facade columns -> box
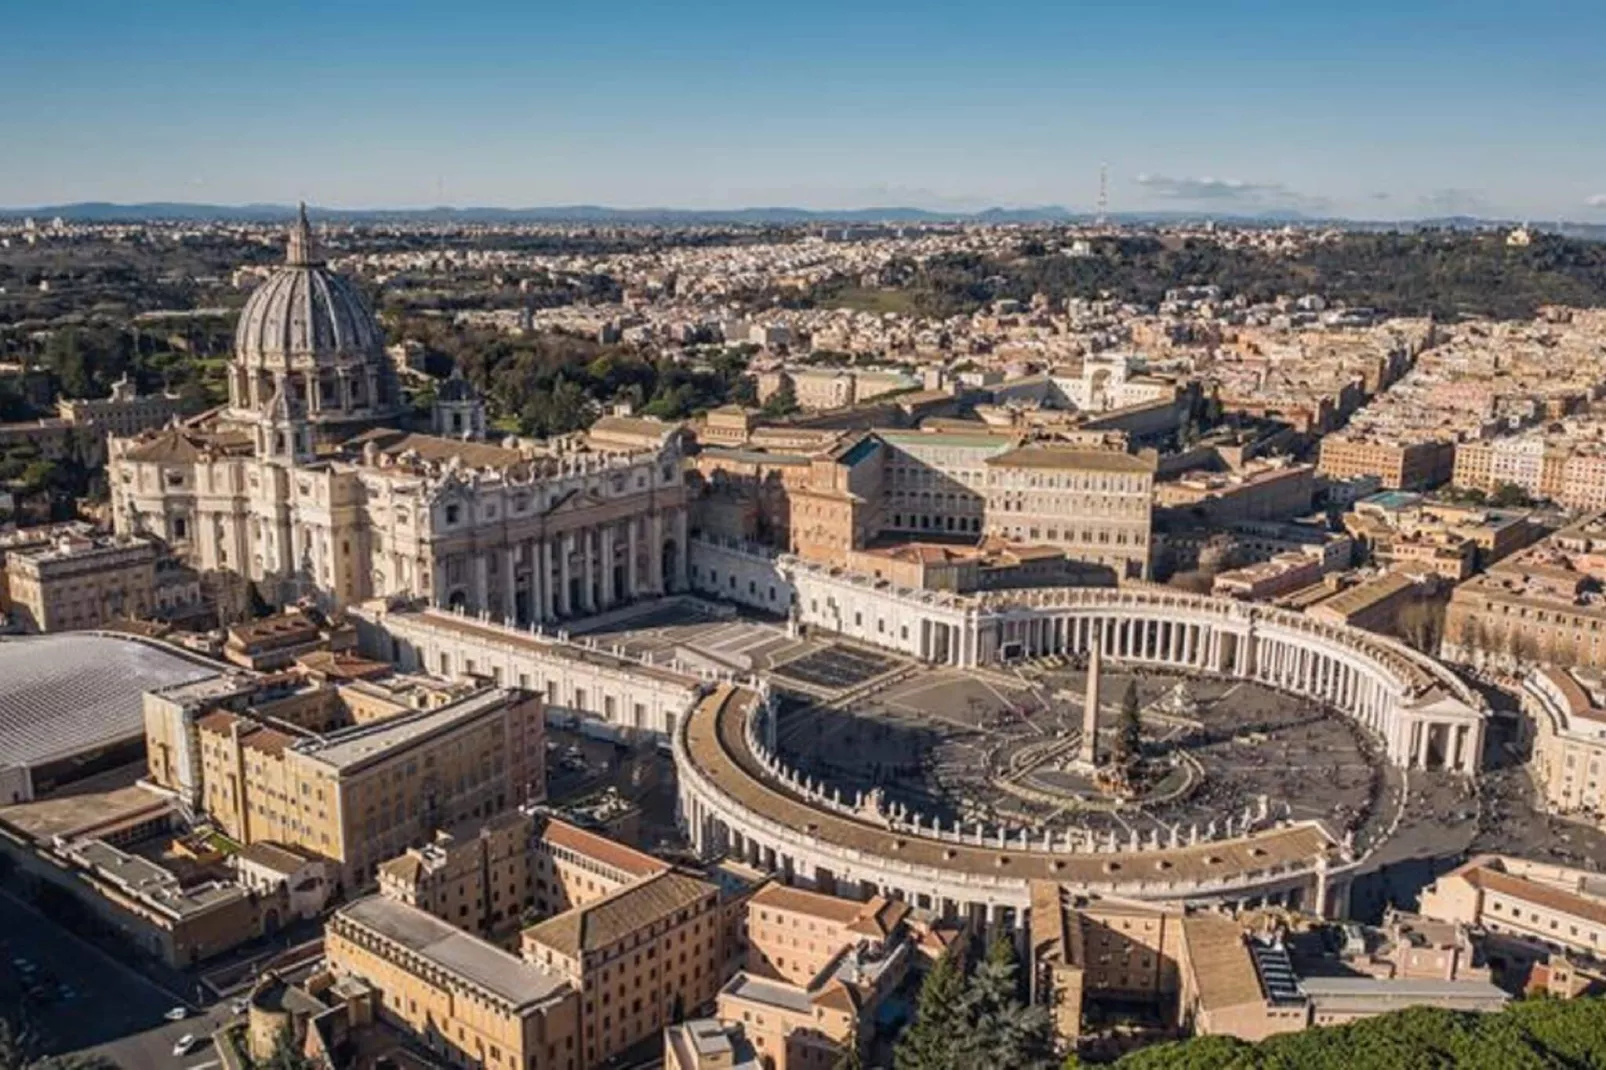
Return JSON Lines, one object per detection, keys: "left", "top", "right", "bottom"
{"left": 601, "top": 525, "right": 616, "bottom": 608}
{"left": 472, "top": 552, "right": 489, "bottom": 613}
{"left": 558, "top": 534, "right": 573, "bottom": 617}
{"left": 626, "top": 520, "right": 640, "bottom": 599}
{"left": 501, "top": 546, "right": 516, "bottom": 621}
{"left": 649, "top": 513, "right": 665, "bottom": 593}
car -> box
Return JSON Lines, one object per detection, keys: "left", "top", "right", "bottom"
{"left": 230, "top": 998, "right": 249, "bottom": 1015}
{"left": 163, "top": 1006, "right": 189, "bottom": 1022}
{"left": 172, "top": 1035, "right": 198, "bottom": 1057}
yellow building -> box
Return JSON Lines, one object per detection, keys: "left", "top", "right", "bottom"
{"left": 716, "top": 885, "right": 913, "bottom": 1070}
{"left": 147, "top": 674, "right": 545, "bottom": 891}
{"left": 1317, "top": 436, "right": 1454, "bottom": 491}
{"left": 1026, "top": 883, "right": 1185, "bottom": 1044}
{"left": 1420, "top": 854, "right": 1606, "bottom": 962}
{"left": 4, "top": 532, "right": 159, "bottom": 632}
{"left": 522, "top": 870, "right": 723, "bottom": 1067}
{"left": 326, "top": 895, "right": 580, "bottom": 1070}
{"left": 983, "top": 445, "right": 1155, "bottom": 580}
{"left": 1524, "top": 667, "right": 1606, "bottom": 828}
{"left": 376, "top": 809, "right": 670, "bottom": 947}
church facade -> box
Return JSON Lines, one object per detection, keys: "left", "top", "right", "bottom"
{"left": 107, "top": 208, "right": 690, "bottom": 618}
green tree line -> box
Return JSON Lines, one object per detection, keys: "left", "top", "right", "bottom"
{"left": 1071, "top": 996, "right": 1606, "bottom": 1070}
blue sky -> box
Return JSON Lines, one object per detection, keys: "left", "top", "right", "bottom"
{"left": 3, "top": 0, "right": 1604, "bottom": 219}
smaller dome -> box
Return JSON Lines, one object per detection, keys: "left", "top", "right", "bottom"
{"left": 437, "top": 366, "right": 479, "bottom": 402}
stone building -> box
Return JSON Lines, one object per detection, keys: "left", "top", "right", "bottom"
{"left": 1522, "top": 667, "right": 1606, "bottom": 829}
{"left": 142, "top": 671, "right": 545, "bottom": 890}
{"left": 3, "top": 532, "right": 161, "bottom": 632}
{"left": 106, "top": 207, "right": 691, "bottom": 615}
{"left": 57, "top": 374, "right": 184, "bottom": 439}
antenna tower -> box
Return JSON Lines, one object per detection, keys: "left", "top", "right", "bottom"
{"left": 1096, "top": 163, "right": 1109, "bottom": 226}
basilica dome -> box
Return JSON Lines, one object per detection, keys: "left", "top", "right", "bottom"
{"left": 234, "top": 206, "right": 384, "bottom": 369}
{"left": 227, "top": 205, "right": 402, "bottom": 433}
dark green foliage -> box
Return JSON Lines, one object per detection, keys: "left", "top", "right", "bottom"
{"left": 897, "top": 940, "right": 1055, "bottom": 1070}
{"left": 389, "top": 314, "right": 751, "bottom": 435}
{"left": 1113, "top": 680, "right": 1142, "bottom": 768}
{"left": 896, "top": 951, "right": 967, "bottom": 1070}
{"left": 806, "top": 232, "right": 1606, "bottom": 322}
{"left": 1098, "top": 997, "right": 1606, "bottom": 1069}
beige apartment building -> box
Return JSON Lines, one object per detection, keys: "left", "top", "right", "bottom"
{"left": 376, "top": 809, "right": 670, "bottom": 947}
{"left": 145, "top": 674, "right": 545, "bottom": 890}
{"left": 326, "top": 895, "right": 581, "bottom": 1070}
{"left": 1027, "top": 883, "right": 1185, "bottom": 1044}
{"left": 1523, "top": 667, "right": 1606, "bottom": 829}
{"left": 522, "top": 870, "right": 723, "bottom": 1067}
{"left": 1443, "top": 518, "right": 1606, "bottom": 670}
{"left": 1317, "top": 435, "right": 1454, "bottom": 491}
{"left": 4, "top": 533, "right": 159, "bottom": 632}
{"left": 57, "top": 375, "right": 184, "bottom": 438}
{"left": 716, "top": 885, "right": 913, "bottom": 1070}
{"left": 1420, "top": 854, "right": 1606, "bottom": 963}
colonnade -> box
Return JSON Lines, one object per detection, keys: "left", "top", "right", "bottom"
{"left": 431, "top": 506, "right": 690, "bottom": 625}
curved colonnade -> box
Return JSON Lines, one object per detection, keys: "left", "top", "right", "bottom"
{"left": 673, "top": 577, "right": 1490, "bottom": 928}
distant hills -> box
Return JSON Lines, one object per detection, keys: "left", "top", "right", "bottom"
{"left": 3, "top": 201, "right": 1605, "bottom": 238}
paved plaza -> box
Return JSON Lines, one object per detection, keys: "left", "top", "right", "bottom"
{"left": 772, "top": 663, "right": 1393, "bottom": 846}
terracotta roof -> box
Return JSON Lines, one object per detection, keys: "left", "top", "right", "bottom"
{"left": 242, "top": 726, "right": 297, "bottom": 757}
{"left": 375, "top": 852, "right": 424, "bottom": 885}
{"left": 537, "top": 816, "right": 669, "bottom": 879}
{"left": 523, "top": 870, "right": 715, "bottom": 958}
{"left": 237, "top": 841, "right": 315, "bottom": 875}
{"left": 346, "top": 428, "right": 528, "bottom": 471}
{"left": 1465, "top": 863, "right": 1606, "bottom": 929}
{"left": 196, "top": 709, "right": 244, "bottom": 734}
{"left": 120, "top": 426, "right": 251, "bottom": 464}
{"left": 986, "top": 446, "right": 1155, "bottom": 473}
{"left": 588, "top": 415, "right": 680, "bottom": 443}
{"left": 294, "top": 650, "right": 392, "bottom": 680}
{"left": 1180, "top": 914, "right": 1263, "bottom": 1013}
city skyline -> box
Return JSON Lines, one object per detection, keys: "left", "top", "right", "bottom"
{"left": 4, "top": 0, "right": 1605, "bottom": 220}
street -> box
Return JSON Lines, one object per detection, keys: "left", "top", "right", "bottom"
{"left": 0, "top": 890, "right": 236, "bottom": 1069}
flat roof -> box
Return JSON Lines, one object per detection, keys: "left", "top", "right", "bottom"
{"left": 721, "top": 972, "right": 815, "bottom": 1015}
{"left": 0, "top": 634, "right": 220, "bottom": 770}
{"left": 296, "top": 689, "right": 512, "bottom": 771}
{"left": 337, "top": 895, "right": 567, "bottom": 1009}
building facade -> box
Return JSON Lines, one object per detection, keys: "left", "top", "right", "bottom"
{"left": 107, "top": 209, "right": 691, "bottom": 615}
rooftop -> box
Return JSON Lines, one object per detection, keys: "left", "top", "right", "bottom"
{"left": 523, "top": 870, "right": 714, "bottom": 958}
{"left": 296, "top": 688, "right": 517, "bottom": 771}
{"left": 0, "top": 634, "right": 220, "bottom": 770}
{"left": 336, "top": 895, "right": 567, "bottom": 1010}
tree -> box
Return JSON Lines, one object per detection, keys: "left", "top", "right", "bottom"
{"left": 1489, "top": 482, "right": 1534, "bottom": 509}
{"left": 895, "top": 951, "right": 965, "bottom": 1070}
{"left": 762, "top": 378, "right": 799, "bottom": 418}
{"left": 1112, "top": 680, "right": 1142, "bottom": 769}
{"left": 1398, "top": 600, "right": 1447, "bottom": 655}
{"left": 956, "top": 937, "right": 1055, "bottom": 1070}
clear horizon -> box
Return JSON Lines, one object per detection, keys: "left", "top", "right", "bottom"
{"left": 4, "top": 0, "right": 1604, "bottom": 221}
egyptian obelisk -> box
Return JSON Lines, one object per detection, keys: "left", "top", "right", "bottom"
{"left": 1080, "top": 626, "right": 1102, "bottom": 765}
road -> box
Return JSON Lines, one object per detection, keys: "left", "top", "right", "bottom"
{"left": 0, "top": 890, "right": 237, "bottom": 1069}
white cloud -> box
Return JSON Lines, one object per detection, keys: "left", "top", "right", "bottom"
{"left": 1131, "top": 173, "right": 1329, "bottom": 213}
{"left": 1586, "top": 193, "right": 1606, "bottom": 208}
